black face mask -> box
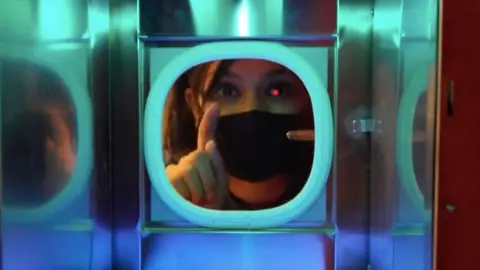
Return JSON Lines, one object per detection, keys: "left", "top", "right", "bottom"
{"left": 215, "top": 111, "right": 302, "bottom": 182}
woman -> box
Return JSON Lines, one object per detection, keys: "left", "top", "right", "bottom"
{"left": 162, "top": 59, "right": 314, "bottom": 210}
{"left": 2, "top": 60, "right": 76, "bottom": 207}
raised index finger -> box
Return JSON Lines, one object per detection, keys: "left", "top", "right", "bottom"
{"left": 197, "top": 104, "right": 220, "bottom": 150}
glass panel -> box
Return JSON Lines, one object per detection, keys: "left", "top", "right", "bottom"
{"left": 112, "top": 0, "right": 441, "bottom": 268}
{"left": 334, "top": 0, "right": 373, "bottom": 267}
{"left": 2, "top": 59, "right": 77, "bottom": 208}
{"left": 1, "top": 45, "right": 93, "bottom": 269}
{"left": 370, "top": 0, "right": 438, "bottom": 268}
{"left": 143, "top": 44, "right": 333, "bottom": 227}
{"left": 0, "top": 1, "right": 94, "bottom": 268}
{"left": 141, "top": 41, "right": 335, "bottom": 268}
{"left": 0, "top": 0, "right": 88, "bottom": 41}
{"left": 139, "top": 0, "right": 336, "bottom": 37}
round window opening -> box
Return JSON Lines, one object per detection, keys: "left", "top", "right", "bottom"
{"left": 144, "top": 42, "right": 333, "bottom": 228}
{"left": 1, "top": 53, "right": 92, "bottom": 222}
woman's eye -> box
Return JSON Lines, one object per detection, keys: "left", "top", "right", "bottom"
{"left": 213, "top": 83, "right": 240, "bottom": 98}
{"left": 265, "top": 83, "right": 290, "bottom": 97}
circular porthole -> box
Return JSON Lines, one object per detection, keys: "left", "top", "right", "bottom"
{"left": 1, "top": 47, "right": 93, "bottom": 222}
{"left": 397, "top": 63, "right": 435, "bottom": 217}
{"left": 144, "top": 41, "right": 333, "bottom": 228}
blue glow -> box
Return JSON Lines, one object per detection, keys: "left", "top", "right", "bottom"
{"left": 142, "top": 233, "right": 429, "bottom": 269}
{"left": 1, "top": 229, "right": 430, "bottom": 268}
{"left": 0, "top": 45, "right": 93, "bottom": 222}
{"left": 144, "top": 41, "right": 333, "bottom": 228}
{"left": 38, "top": 0, "right": 77, "bottom": 40}
{"left": 235, "top": 1, "right": 250, "bottom": 36}
{"left": 3, "top": 228, "right": 93, "bottom": 269}
{"left": 144, "top": 233, "right": 333, "bottom": 270}
{"left": 2, "top": 221, "right": 111, "bottom": 269}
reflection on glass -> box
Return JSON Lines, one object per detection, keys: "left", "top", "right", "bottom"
{"left": 413, "top": 92, "right": 430, "bottom": 208}
{"left": 162, "top": 59, "right": 314, "bottom": 210}
{"left": 393, "top": 43, "right": 436, "bottom": 268}
{"left": 1, "top": 59, "right": 76, "bottom": 207}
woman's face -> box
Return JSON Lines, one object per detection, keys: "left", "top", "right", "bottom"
{"left": 181, "top": 60, "right": 314, "bottom": 185}
{"left": 201, "top": 59, "right": 311, "bottom": 117}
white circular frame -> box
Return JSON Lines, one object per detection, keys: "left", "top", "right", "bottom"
{"left": 144, "top": 41, "right": 334, "bottom": 228}
{"left": 396, "top": 62, "right": 434, "bottom": 217}
{"left": 1, "top": 46, "right": 93, "bottom": 222}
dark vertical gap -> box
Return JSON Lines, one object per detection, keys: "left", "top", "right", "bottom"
{"left": 330, "top": 39, "right": 340, "bottom": 268}
{"left": 140, "top": 44, "right": 152, "bottom": 228}
{"left": 366, "top": 3, "right": 376, "bottom": 267}
{"left": 90, "top": 35, "right": 112, "bottom": 269}
{"left": 139, "top": 43, "right": 153, "bottom": 265}
{"left": 327, "top": 47, "right": 336, "bottom": 228}
{"left": 110, "top": 0, "right": 142, "bottom": 267}
{"left": 0, "top": 58, "right": 3, "bottom": 270}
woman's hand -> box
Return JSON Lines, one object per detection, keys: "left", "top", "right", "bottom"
{"left": 166, "top": 104, "right": 229, "bottom": 209}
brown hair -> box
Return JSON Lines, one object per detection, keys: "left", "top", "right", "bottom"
{"left": 162, "top": 60, "right": 235, "bottom": 163}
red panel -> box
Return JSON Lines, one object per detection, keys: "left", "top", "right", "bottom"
{"left": 436, "top": 1, "right": 480, "bottom": 269}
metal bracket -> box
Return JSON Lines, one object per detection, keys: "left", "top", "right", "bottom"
{"left": 351, "top": 119, "right": 383, "bottom": 133}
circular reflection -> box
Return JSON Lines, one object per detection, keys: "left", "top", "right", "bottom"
{"left": 1, "top": 59, "right": 76, "bottom": 208}
{"left": 162, "top": 59, "right": 315, "bottom": 210}
{"left": 412, "top": 92, "right": 431, "bottom": 209}
{"left": 397, "top": 64, "right": 435, "bottom": 215}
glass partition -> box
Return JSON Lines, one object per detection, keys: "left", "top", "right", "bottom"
{"left": 0, "top": 0, "right": 108, "bottom": 269}
{"left": 136, "top": 0, "right": 342, "bottom": 269}
{"left": 0, "top": 0, "right": 441, "bottom": 268}
{"left": 137, "top": 0, "right": 440, "bottom": 267}
{"left": 370, "top": 0, "right": 439, "bottom": 268}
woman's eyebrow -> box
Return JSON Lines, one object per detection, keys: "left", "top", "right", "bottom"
{"left": 225, "top": 67, "right": 288, "bottom": 78}
{"left": 263, "top": 68, "right": 288, "bottom": 78}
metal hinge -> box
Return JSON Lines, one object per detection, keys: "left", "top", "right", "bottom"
{"left": 351, "top": 119, "right": 383, "bottom": 133}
